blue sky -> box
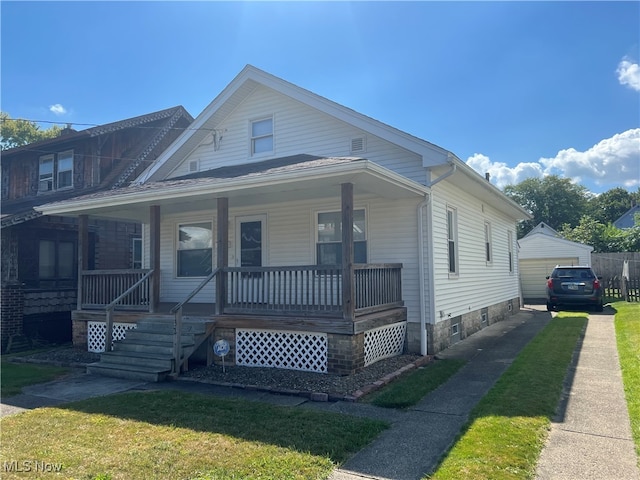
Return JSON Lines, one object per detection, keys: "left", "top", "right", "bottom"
{"left": 2, "top": 1, "right": 639, "bottom": 194}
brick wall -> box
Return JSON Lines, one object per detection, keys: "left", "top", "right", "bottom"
{"left": 1, "top": 282, "right": 24, "bottom": 351}
{"left": 327, "top": 332, "right": 365, "bottom": 375}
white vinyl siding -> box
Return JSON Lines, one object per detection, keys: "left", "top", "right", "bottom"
{"left": 431, "top": 181, "right": 520, "bottom": 322}
{"left": 154, "top": 195, "right": 422, "bottom": 326}
{"left": 170, "top": 86, "right": 426, "bottom": 184}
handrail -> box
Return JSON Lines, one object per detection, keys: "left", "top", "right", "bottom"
{"left": 104, "top": 269, "right": 154, "bottom": 353}
{"left": 170, "top": 268, "right": 220, "bottom": 376}
{"left": 170, "top": 268, "right": 220, "bottom": 314}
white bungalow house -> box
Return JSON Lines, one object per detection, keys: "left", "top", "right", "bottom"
{"left": 37, "top": 65, "right": 531, "bottom": 381}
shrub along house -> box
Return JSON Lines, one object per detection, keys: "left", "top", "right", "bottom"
{"left": 37, "top": 66, "right": 530, "bottom": 380}
{"left": 1, "top": 107, "right": 193, "bottom": 351}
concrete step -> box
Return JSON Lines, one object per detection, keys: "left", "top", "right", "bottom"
{"left": 112, "top": 342, "right": 177, "bottom": 355}
{"left": 99, "top": 351, "right": 174, "bottom": 370}
{"left": 136, "top": 319, "right": 208, "bottom": 335}
{"left": 125, "top": 330, "right": 195, "bottom": 344}
{"left": 87, "top": 362, "right": 169, "bottom": 382}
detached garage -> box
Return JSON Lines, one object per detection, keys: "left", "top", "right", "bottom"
{"left": 519, "top": 222, "right": 593, "bottom": 302}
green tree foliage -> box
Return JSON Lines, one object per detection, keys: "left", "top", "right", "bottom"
{"left": 0, "top": 112, "right": 62, "bottom": 150}
{"left": 503, "top": 175, "right": 589, "bottom": 237}
{"left": 561, "top": 217, "right": 640, "bottom": 252}
{"left": 587, "top": 187, "right": 637, "bottom": 224}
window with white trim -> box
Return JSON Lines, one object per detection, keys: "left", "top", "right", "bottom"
{"left": 508, "top": 230, "right": 514, "bottom": 273}
{"left": 250, "top": 117, "right": 273, "bottom": 155}
{"left": 316, "top": 209, "right": 367, "bottom": 265}
{"left": 177, "top": 222, "right": 212, "bottom": 277}
{"left": 447, "top": 207, "right": 458, "bottom": 275}
{"left": 132, "top": 237, "right": 143, "bottom": 269}
{"left": 38, "top": 150, "right": 74, "bottom": 192}
{"left": 484, "top": 221, "right": 492, "bottom": 264}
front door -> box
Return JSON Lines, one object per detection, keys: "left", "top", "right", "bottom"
{"left": 235, "top": 215, "right": 266, "bottom": 302}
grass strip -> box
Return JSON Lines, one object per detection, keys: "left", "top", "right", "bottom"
{"left": 613, "top": 301, "right": 640, "bottom": 462}
{"left": 0, "top": 389, "right": 387, "bottom": 479}
{"left": 426, "top": 313, "right": 587, "bottom": 480}
{"left": 365, "top": 359, "right": 466, "bottom": 409}
{"left": 1, "top": 358, "right": 69, "bottom": 397}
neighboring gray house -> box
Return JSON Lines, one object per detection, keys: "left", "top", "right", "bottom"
{"left": 613, "top": 205, "right": 640, "bottom": 229}
{"left": 518, "top": 222, "right": 593, "bottom": 301}
{"left": 37, "top": 65, "right": 531, "bottom": 380}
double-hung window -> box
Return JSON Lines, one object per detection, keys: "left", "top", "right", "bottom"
{"left": 39, "top": 239, "right": 75, "bottom": 287}
{"left": 177, "top": 222, "right": 212, "bottom": 277}
{"left": 508, "top": 230, "right": 514, "bottom": 273}
{"left": 38, "top": 150, "right": 74, "bottom": 192}
{"left": 484, "top": 221, "right": 492, "bottom": 264}
{"left": 447, "top": 207, "right": 458, "bottom": 275}
{"left": 317, "top": 209, "right": 367, "bottom": 265}
{"left": 250, "top": 117, "right": 273, "bottom": 155}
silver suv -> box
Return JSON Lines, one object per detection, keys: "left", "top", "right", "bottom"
{"left": 546, "top": 266, "right": 604, "bottom": 312}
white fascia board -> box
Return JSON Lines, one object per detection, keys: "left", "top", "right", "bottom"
{"left": 37, "top": 160, "right": 428, "bottom": 216}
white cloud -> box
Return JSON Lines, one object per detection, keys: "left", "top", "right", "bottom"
{"left": 466, "top": 129, "right": 640, "bottom": 191}
{"left": 49, "top": 104, "right": 67, "bottom": 115}
{"left": 617, "top": 59, "right": 640, "bottom": 91}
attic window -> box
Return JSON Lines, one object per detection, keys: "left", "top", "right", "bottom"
{"left": 188, "top": 160, "right": 199, "bottom": 173}
{"left": 251, "top": 117, "right": 273, "bottom": 156}
{"left": 350, "top": 137, "right": 366, "bottom": 154}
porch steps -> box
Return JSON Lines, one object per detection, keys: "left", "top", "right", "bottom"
{"left": 87, "top": 317, "right": 215, "bottom": 382}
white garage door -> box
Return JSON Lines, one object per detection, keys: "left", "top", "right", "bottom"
{"left": 520, "top": 258, "right": 579, "bottom": 301}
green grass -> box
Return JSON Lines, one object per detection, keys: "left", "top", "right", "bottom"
{"left": 1, "top": 357, "right": 70, "bottom": 397}
{"left": 0, "top": 390, "right": 387, "bottom": 479}
{"left": 426, "top": 313, "right": 587, "bottom": 480}
{"left": 365, "top": 359, "right": 466, "bottom": 409}
{"left": 613, "top": 301, "right": 640, "bottom": 464}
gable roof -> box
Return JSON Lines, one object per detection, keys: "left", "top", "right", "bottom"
{"left": 136, "top": 65, "right": 452, "bottom": 183}
{"left": 522, "top": 222, "right": 562, "bottom": 238}
{"left": 613, "top": 205, "right": 640, "bottom": 229}
{"left": 1, "top": 106, "right": 193, "bottom": 228}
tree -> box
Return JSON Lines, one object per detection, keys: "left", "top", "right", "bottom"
{"left": 587, "top": 187, "right": 636, "bottom": 224}
{"left": 0, "top": 112, "right": 62, "bottom": 150}
{"left": 503, "top": 175, "right": 589, "bottom": 237}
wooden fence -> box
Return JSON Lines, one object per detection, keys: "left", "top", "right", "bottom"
{"left": 602, "top": 276, "right": 640, "bottom": 302}
{"left": 591, "top": 252, "right": 640, "bottom": 279}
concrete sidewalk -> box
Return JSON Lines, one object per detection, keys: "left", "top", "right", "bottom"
{"left": 325, "top": 306, "right": 551, "bottom": 480}
{"left": 535, "top": 311, "right": 640, "bottom": 480}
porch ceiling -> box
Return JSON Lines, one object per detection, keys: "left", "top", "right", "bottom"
{"left": 36, "top": 157, "right": 429, "bottom": 222}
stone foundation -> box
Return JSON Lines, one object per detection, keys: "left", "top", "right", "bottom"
{"left": 427, "top": 297, "right": 520, "bottom": 354}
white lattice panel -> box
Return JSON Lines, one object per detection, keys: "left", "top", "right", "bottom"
{"left": 364, "top": 321, "right": 406, "bottom": 366}
{"left": 236, "top": 329, "right": 328, "bottom": 373}
{"left": 87, "top": 321, "right": 137, "bottom": 353}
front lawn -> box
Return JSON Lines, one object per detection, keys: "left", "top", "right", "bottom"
{"left": 614, "top": 301, "right": 640, "bottom": 462}
{"left": 0, "top": 390, "right": 387, "bottom": 479}
{"left": 426, "top": 313, "right": 587, "bottom": 480}
{"left": 1, "top": 358, "right": 70, "bottom": 397}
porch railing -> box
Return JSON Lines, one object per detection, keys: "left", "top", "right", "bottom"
{"left": 81, "top": 269, "right": 152, "bottom": 310}
{"left": 104, "top": 269, "right": 155, "bottom": 352}
{"left": 169, "top": 268, "right": 219, "bottom": 375}
{"left": 224, "top": 263, "right": 402, "bottom": 317}
{"left": 355, "top": 264, "right": 403, "bottom": 313}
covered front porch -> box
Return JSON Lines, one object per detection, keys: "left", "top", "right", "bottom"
{"left": 41, "top": 156, "right": 428, "bottom": 377}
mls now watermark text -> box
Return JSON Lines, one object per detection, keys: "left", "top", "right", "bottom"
{"left": 3, "top": 460, "right": 63, "bottom": 473}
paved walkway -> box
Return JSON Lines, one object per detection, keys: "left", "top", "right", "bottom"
{"left": 2, "top": 306, "right": 638, "bottom": 480}
{"left": 535, "top": 311, "right": 639, "bottom": 480}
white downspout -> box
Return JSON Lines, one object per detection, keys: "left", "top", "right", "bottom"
{"left": 417, "top": 160, "right": 457, "bottom": 355}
